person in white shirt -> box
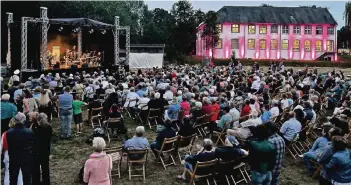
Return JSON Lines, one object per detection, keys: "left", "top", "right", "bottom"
{"left": 227, "top": 110, "right": 262, "bottom": 141}
{"left": 270, "top": 100, "right": 280, "bottom": 118}
{"left": 163, "top": 85, "right": 173, "bottom": 104}
{"left": 281, "top": 94, "right": 290, "bottom": 110}
{"left": 124, "top": 87, "right": 140, "bottom": 108}
{"left": 137, "top": 93, "right": 150, "bottom": 111}
{"left": 251, "top": 76, "right": 260, "bottom": 92}
{"left": 229, "top": 102, "right": 240, "bottom": 127}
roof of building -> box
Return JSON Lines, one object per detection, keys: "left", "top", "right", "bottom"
{"left": 217, "top": 6, "right": 337, "bottom": 25}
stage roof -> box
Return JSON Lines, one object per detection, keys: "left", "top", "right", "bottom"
{"left": 49, "top": 18, "right": 113, "bottom": 29}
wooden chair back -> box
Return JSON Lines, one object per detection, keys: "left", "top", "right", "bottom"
{"left": 177, "top": 134, "right": 196, "bottom": 149}
{"left": 148, "top": 108, "right": 161, "bottom": 118}
{"left": 193, "top": 159, "right": 218, "bottom": 176}
{"left": 126, "top": 149, "right": 149, "bottom": 163}
{"left": 159, "top": 136, "right": 179, "bottom": 153}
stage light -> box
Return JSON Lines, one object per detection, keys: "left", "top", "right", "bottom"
{"left": 58, "top": 27, "right": 63, "bottom": 32}
{"left": 101, "top": 30, "right": 106, "bottom": 34}
{"left": 88, "top": 29, "right": 94, "bottom": 34}
{"left": 72, "top": 28, "right": 79, "bottom": 33}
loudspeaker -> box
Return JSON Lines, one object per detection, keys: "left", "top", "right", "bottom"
{"left": 71, "top": 64, "right": 78, "bottom": 69}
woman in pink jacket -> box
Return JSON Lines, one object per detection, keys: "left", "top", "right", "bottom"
{"left": 84, "top": 137, "right": 112, "bottom": 185}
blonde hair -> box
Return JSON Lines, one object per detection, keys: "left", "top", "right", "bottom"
{"left": 9, "top": 118, "right": 16, "bottom": 128}
{"left": 38, "top": 90, "right": 50, "bottom": 106}
{"left": 92, "top": 137, "right": 106, "bottom": 152}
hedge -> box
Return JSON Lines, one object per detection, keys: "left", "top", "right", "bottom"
{"left": 188, "top": 56, "right": 351, "bottom": 68}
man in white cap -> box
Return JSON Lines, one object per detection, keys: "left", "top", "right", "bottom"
{"left": 8, "top": 69, "right": 20, "bottom": 87}
{"left": 6, "top": 112, "right": 34, "bottom": 185}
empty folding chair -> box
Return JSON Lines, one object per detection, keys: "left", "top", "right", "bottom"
{"left": 105, "top": 147, "right": 122, "bottom": 179}
{"left": 105, "top": 118, "right": 122, "bottom": 147}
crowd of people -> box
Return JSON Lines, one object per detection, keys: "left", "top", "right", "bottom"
{"left": 1, "top": 61, "right": 351, "bottom": 185}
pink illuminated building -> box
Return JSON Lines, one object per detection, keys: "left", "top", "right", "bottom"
{"left": 196, "top": 6, "right": 338, "bottom": 61}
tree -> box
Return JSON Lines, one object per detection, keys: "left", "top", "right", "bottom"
{"left": 201, "top": 11, "right": 219, "bottom": 58}
{"left": 168, "top": 1, "right": 197, "bottom": 62}
{"left": 345, "top": 2, "right": 351, "bottom": 29}
{"left": 337, "top": 26, "right": 351, "bottom": 49}
{"left": 261, "top": 4, "right": 273, "bottom": 7}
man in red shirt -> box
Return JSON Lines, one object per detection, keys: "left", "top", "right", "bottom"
{"left": 240, "top": 99, "right": 252, "bottom": 117}
{"left": 202, "top": 99, "right": 213, "bottom": 122}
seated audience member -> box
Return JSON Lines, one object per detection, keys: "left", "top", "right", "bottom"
{"left": 147, "top": 92, "right": 165, "bottom": 117}
{"left": 202, "top": 98, "right": 213, "bottom": 119}
{"left": 150, "top": 120, "right": 176, "bottom": 156}
{"left": 191, "top": 102, "right": 204, "bottom": 122}
{"left": 88, "top": 94, "right": 102, "bottom": 117}
{"left": 108, "top": 104, "right": 128, "bottom": 140}
{"left": 216, "top": 106, "right": 233, "bottom": 131}
{"left": 83, "top": 137, "right": 112, "bottom": 185}
{"left": 248, "top": 124, "right": 276, "bottom": 185}
{"left": 165, "top": 97, "right": 180, "bottom": 120}
{"left": 180, "top": 96, "right": 191, "bottom": 117}
{"left": 123, "top": 126, "right": 150, "bottom": 160}
{"left": 227, "top": 110, "right": 262, "bottom": 141}
{"left": 302, "top": 125, "right": 333, "bottom": 176}
{"left": 332, "top": 100, "right": 351, "bottom": 117}
{"left": 229, "top": 102, "right": 240, "bottom": 127}
{"left": 215, "top": 135, "right": 248, "bottom": 161}
{"left": 210, "top": 98, "right": 220, "bottom": 121}
{"left": 177, "top": 117, "right": 196, "bottom": 137}
{"left": 303, "top": 101, "right": 314, "bottom": 121}
{"left": 279, "top": 110, "right": 302, "bottom": 145}
{"left": 240, "top": 99, "right": 251, "bottom": 117}
{"left": 329, "top": 114, "right": 350, "bottom": 136}
{"left": 324, "top": 136, "right": 351, "bottom": 184}
{"left": 261, "top": 104, "right": 272, "bottom": 123}
{"left": 270, "top": 100, "right": 280, "bottom": 118}
{"left": 176, "top": 139, "right": 216, "bottom": 181}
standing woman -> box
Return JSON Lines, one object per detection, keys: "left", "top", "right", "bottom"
{"left": 22, "top": 89, "right": 38, "bottom": 115}
{"left": 1, "top": 118, "right": 23, "bottom": 185}
{"left": 1, "top": 94, "right": 17, "bottom": 136}
{"left": 32, "top": 113, "right": 53, "bottom": 185}
{"left": 84, "top": 137, "right": 112, "bottom": 185}
{"left": 38, "top": 90, "right": 53, "bottom": 121}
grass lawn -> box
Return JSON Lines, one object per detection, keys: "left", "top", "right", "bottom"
{"left": 49, "top": 109, "right": 318, "bottom": 185}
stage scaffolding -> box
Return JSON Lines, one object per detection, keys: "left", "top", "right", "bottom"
{"left": 7, "top": 7, "right": 130, "bottom": 73}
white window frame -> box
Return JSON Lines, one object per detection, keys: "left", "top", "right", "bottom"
{"left": 316, "top": 26, "right": 323, "bottom": 35}
{"left": 282, "top": 25, "right": 289, "bottom": 34}
{"left": 304, "top": 25, "right": 311, "bottom": 34}
{"left": 293, "top": 26, "right": 300, "bottom": 34}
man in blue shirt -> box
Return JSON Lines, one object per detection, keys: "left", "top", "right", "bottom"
{"left": 123, "top": 126, "right": 150, "bottom": 160}
{"left": 58, "top": 86, "right": 73, "bottom": 139}
{"left": 13, "top": 84, "right": 24, "bottom": 102}
{"left": 279, "top": 110, "right": 302, "bottom": 145}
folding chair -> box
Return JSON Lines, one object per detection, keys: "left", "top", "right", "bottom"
{"left": 98, "top": 94, "right": 106, "bottom": 101}
{"left": 214, "top": 160, "right": 247, "bottom": 185}
{"left": 105, "top": 147, "right": 122, "bottom": 179}
{"left": 89, "top": 107, "right": 103, "bottom": 126}
{"left": 91, "top": 115, "right": 102, "bottom": 128}
{"left": 193, "top": 115, "right": 206, "bottom": 137}
{"left": 188, "top": 159, "right": 218, "bottom": 185}
{"left": 286, "top": 133, "right": 301, "bottom": 159}
{"left": 153, "top": 136, "right": 179, "bottom": 170}
{"left": 230, "top": 162, "right": 250, "bottom": 185}
{"left": 105, "top": 118, "right": 122, "bottom": 147}
{"left": 136, "top": 104, "right": 148, "bottom": 124}
{"left": 125, "top": 99, "right": 137, "bottom": 118}
{"left": 212, "top": 121, "right": 232, "bottom": 146}
{"left": 126, "top": 149, "right": 149, "bottom": 181}
{"left": 310, "top": 159, "right": 322, "bottom": 179}
{"left": 146, "top": 108, "right": 161, "bottom": 129}
{"left": 200, "top": 113, "right": 214, "bottom": 137}
{"left": 177, "top": 134, "right": 196, "bottom": 163}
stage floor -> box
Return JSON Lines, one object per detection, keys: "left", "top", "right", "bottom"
{"left": 47, "top": 63, "right": 100, "bottom": 70}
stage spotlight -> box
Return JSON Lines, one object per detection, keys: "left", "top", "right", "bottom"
{"left": 101, "top": 30, "right": 106, "bottom": 34}
{"left": 72, "top": 28, "right": 79, "bottom": 33}
{"left": 88, "top": 29, "right": 94, "bottom": 34}
{"left": 58, "top": 26, "right": 63, "bottom": 32}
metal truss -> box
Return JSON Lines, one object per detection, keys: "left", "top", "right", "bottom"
{"left": 114, "top": 16, "right": 120, "bottom": 65}
{"left": 7, "top": 12, "right": 13, "bottom": 69}
{"left": 78, "top": 27, "right": 82, "bottom": 57}
{"left": 40, "top": 7, "right": 49, "bottom": 69}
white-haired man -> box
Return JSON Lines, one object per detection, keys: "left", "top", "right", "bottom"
{"left": 227, "top": 110, "right": 262, "bottom": 141}
{"left": 7, "top": 112, "right": 35, "bottom": 185}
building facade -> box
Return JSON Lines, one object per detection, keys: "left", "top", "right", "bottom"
{"left": 196, "top": 6, "right": 338, "bottom": 61}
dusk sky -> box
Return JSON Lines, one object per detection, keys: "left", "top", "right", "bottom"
{"left": 145, "top": 1, "right": 347, "bottom": 29}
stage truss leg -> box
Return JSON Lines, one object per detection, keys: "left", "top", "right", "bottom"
{"left": 21, "top": 17, "right": 29, "bottom": 71}
{"left": 78, "top": 27, "right": 82, "bottom": 57}
{"left": 125, "top": 27, "right": 130, "bottom": 65}
{"left": 7, "top": 12, "right": 13, "bottom": 69}
{"left": 114, "top": 16, "right": 120, "bottom": 65}
{"left": 40, "top": 7, "right": 49, "bottom": 70}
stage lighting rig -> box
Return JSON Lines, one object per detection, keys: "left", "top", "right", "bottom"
{"left": 72, "top": 28, "right": 79, "bottom": 33}
{"left": 58, "top": 26, "right": 63, "bottom": 32}
{"left": 101, "top": 30, "right": 106, "bottom": 34}
{"left": 88, "top": 29, "right": 94, "bottom": 34}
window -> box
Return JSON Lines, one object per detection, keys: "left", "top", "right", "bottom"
{"left": 327, "top": 40, "right": 334, "bottom": 52}
{"left": 304, "top": 25, "right": 311, "bottom": 34}
{"left": 231, "top": 24, "right": 240, "bottom": 33}
{"left": 316, "top": 26, "right": 323, "bottom": 35}
{"left": 216, "top": 24, "right": 222, "bottom": 33}
{"left": 327, "top": 27, "right": 334, "bottom": 35}
{"left": 304, "top": 40, "right": 311, "bottom": 52}
{"left": 282, "top": 25, "right": 289, "bottom": 34}
{"left": 271, "top": 39, "right": 277, "bottom": 50}
{"left": 259, "top": 25, "right": 267, "bottom": 34}
{"left": 293, "top": 26, "right": 300, "bottom": 34}
{"left": 231, "top": 39, "right": 239, "bottom": 49}
{"left": 282, "top": 39, "right": 289, "bottom": 50}
{"left": 260, "top": 39, "right": 266, "bottom": 49}
{"left": 248, "top": 25, "right": 256, "bottom": 34}
{"left": 316, "top": 40, "right": 322, "bottom": 51}
{"left": 271, "top": 25, "right": 278, "bottom": 34}
{"left": 293, "top": 40, "right": 300, "bottom": 51}
{"left": 216, "top": 39, "right": 222, "bottom": 49}
{"left": 248, "top": 39, "right": 255, "bottom": 49}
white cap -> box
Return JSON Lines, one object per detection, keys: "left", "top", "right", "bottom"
{"left": 14, "top": 69, "right": 20, "bottom": 75}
